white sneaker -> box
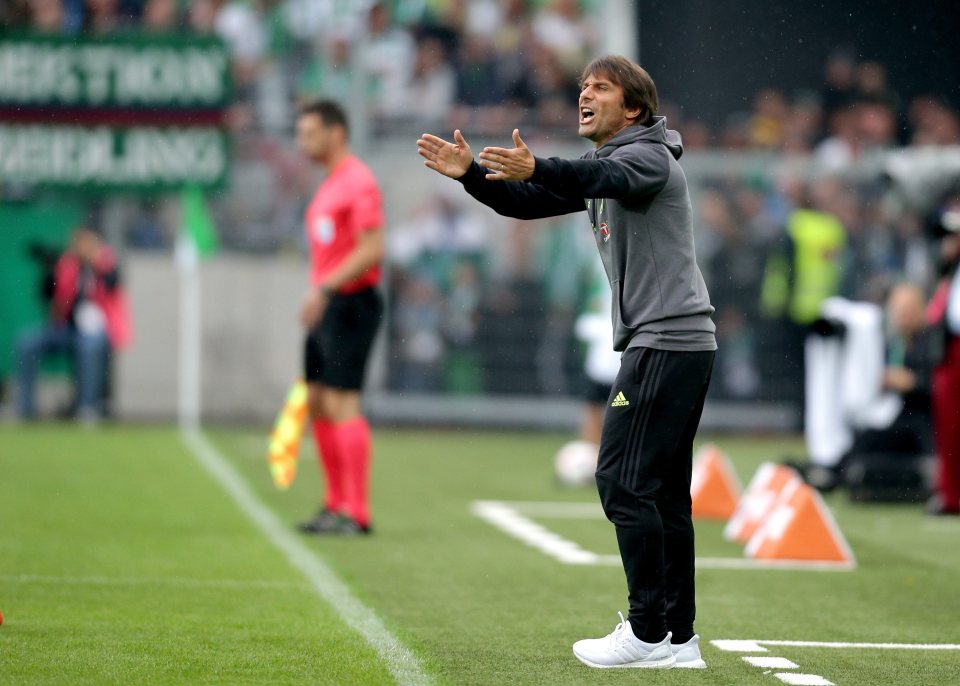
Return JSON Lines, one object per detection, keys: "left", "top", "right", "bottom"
{"left": 671, "top": 634, "right": 707, "bottom": 668}
{"left": 572, "top": 613, "right": 676, "bottom": 669}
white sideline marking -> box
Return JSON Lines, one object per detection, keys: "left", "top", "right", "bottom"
{"left": 712, "top": 640, "right": 768, "bottom": 652}
{"left": 714, "top": 639, "right": 960, "bottom": 651}
{"left": 758, "top": 640, "right": 960, "bottom": 650}
{"left": 508, "top": 501, "right": 606, "bottom": 518}
{"left": 181, "top": 428, "right": 433, "bottom": 686}
{"left": 1, "top": 573, "right": 304, "bottom": 590}
{"left": 775, "top": 675, "right": 834, "bottom": 686}
{"left": 694, "top": 557, "right": 854, "bottom": 571}
{"left": 470, "top": 501, "right": 599, "bottom": 564}
{"left": 743, "top": 656, "right": 798, "bottom": 669}
{"left": 472, "top": 501, "right": 854, "bottom": 571}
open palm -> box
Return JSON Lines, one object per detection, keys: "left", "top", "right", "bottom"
{"left": 417, "top": 129, "right": 474, "bottom": 179}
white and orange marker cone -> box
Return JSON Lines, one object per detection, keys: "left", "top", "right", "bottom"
{"left": 744, "top": 479, "right": 855, "bottom": 567}
{"left": 266, "top": 379, "right": 308, "bottom": 490}
{"left": 724, "top": 463, "right": 801, "bottom": 544}
{"left": 690, "top": 443, "right": 742, "bottom": 520}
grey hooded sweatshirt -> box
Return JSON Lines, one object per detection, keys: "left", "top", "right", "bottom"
{"left": 457, "top": 116, "right": 716, "bottom": 352}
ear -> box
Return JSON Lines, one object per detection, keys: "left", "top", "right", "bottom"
{"left": 625, "top": 106, "right": 643, "bottom": 124}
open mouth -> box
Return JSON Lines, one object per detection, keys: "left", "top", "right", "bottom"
{"left": 579, "top": 107, "right": 595, "bottom": 125}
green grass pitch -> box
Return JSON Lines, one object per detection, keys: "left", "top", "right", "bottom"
{"left": 1, "top": 424, "right": 958, "bottom": 685}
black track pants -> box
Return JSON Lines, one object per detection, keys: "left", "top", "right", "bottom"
{"left": 595, "top": 346, "right": 715, "bottom": 643}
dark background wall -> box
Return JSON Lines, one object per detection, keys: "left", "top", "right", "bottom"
{"left": 636, "top": 0, "right": 960, "bottom": 126}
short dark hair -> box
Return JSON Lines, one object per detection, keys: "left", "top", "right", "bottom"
{"left": 580, "top": 55, "right": 659, "bottom": 126}
{"left": 299, "top": 99, "right": 350, "bottom": 137}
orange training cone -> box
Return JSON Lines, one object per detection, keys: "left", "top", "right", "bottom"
{"left": 691, "top": 443, "right": 742, "bottom": 520}
{"left": 266, "top": 379, "right": 308, "bottom": 490}
{"left": 744, "top": 479, "right": 855, "bottom": 566}
{"left": 723, "top": 462, "right": 801, "bottom": 544}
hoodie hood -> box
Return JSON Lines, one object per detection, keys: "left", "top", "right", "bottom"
{"left": 595, "top": 116, "right": 683, "bottom": 161}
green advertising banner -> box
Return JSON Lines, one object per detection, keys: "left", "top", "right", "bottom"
{"left": 0, "top": 34, "right": 230, "bottom": 108}
{"left": 0, "top": 125, "right": 229, "bottom": 190}
{"left": 0, "top": 32, "right": 231, "bottom": 191}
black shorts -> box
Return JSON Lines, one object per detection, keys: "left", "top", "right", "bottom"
{"left": 304, "top": 287, "right": 383, "bottom": 390}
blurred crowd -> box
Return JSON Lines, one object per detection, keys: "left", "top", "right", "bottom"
{"left": 683, "top": 50, "right": 960, "bottom": 156}
{"left": 3, "top": 0, "right": 600, "bottom": 136}
{"left": 5, "top": 1, "right": 959, "bottom": 149}
{"left": 5, "top": 0, "right": 960, "bottom": 405}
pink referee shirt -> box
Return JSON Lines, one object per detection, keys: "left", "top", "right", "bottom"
{"left": 305, "top": 155, "right": 383, "bottom": 292}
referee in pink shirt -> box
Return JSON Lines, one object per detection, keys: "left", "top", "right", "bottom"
{"left": 295, "top": 100, "right": 384, "bottom": 536}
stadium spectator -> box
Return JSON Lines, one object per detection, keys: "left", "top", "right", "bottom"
{"left": 390, "top": 272, "right": 446, "bottom": 392}
{"left": 453, "top": 34, "right": 504, "bottom": 112}
{"left": 748, "top": 89, "right": 789, "bottom": 149}
{"left": 396, "top": 34, "right": 456, "bottom": 127}
{"left": 909, "top": 96, "right": 960, "bottom": 147}
{"left": 15, "top": 225, "right": 132, "bottom": 424}
{"left": 186, "top": 0, "right": 216, "bottom": 33}
{"left": 294, "top": 100, "right": 385, "bottom": 537}
{"left": 531, "top": 0, "right": 595, "bottom": 75}
{"left": 141, "top": 0, "right": 179, "bottom": 33}
{"left": 441, "top": 260, "right": 484, "bottom": 393}
{"left": 856, "top": 61, "right": 901, "bottom": 117}
{"left": 926, "top": 204, "right": 960, "bottom": 516}
{"left": 815, "top": 107, "right": 860, "bottom": 171}
{"left": 699, "top": 190, "right": 763, "bottom": 400}
{"left": 506, "top": 41, "right": 580, "bottom": 132}
{"left": 26, "top": 0, "right": 65, "bottom": 32}
{"left": 305, "top": 33, "right": 356, "bottom": 105}
{"left": 362, "top": 1, "right": 416, "bottom": 123}
{"left": 214, "top": 0, "right": 266, "bottom": 98}
{"left": 82, "top": 0, "right": 131, "bottom": 34}
{"left": 820, "top": 48, "right": 858, "bottom": 130}
{"left": 759, "top": 178, "right": 848, "bottom": 404}
{"left": 856, "top": 99, "right": 898, "bottom": 151}
{"left": 386, "top": 191, "right": 490, "bottom": 392}
{"left": 800, "top": 284, "right": 936, "bottom": 495}
{"left": 418, "top": 54, "right": 715, "bottom": 670}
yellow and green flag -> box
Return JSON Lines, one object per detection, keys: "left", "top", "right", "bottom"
{"left": 266, "top": 379, "right": 308, "bottom": 490}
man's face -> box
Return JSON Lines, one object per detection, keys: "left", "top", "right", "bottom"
{"left": 887, "top": 285, "right": 925, "bottom": 338}
{"left": 71, "top": 228, "right": 100, "bottom": 262}
{"left": 296, "top": 113, "right": 333, "bottom": 163}
{"left": 578, "top": 73, "right": 641, "bottom": 147}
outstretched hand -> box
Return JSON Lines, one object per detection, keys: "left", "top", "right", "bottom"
{"left": 478, "top": 129, "right": 535, "bottom": 181}
{"left": 417, "top": 129, "right": 474, "bottom": 179}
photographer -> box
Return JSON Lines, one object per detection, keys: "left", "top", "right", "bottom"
{"left": 15, "top": 226, "right": 132, "bottom": 423}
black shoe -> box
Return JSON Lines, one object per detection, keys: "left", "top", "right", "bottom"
{"left": 783, "top": 458, "right": 840, "bottom": 493}
{"left": 297, "top": 508, "right": 342, "bottom": 534}
{"left": 924, "top": 495, "right": 960, "bottom": 516}
{"left": 337, "top": 517, "right": 372, "bottom": 536}
{"left": 805, "top": 465, "right": 841, "bottom": 493}
{"left": 297, "top": 509, "right": 372, "bottom": 535}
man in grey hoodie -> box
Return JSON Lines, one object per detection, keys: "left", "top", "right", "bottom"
{"left": 417, "top": 55, "right": 715, "bottom": 670}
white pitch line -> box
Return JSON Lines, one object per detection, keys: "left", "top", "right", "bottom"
{"left": 0, "top": 573, "right": 304, "bottom": 590}
{"left": 471, "top": 500, "right": 600, "bottom": 564}
{"left": 507, "top": 501, "right": 606, "bottom": 518}
{"left": 694, "top": 557, "right": 854, "bottom": 572}
{"left": 181, "top": 428, "right": 433, "bottom": 686}
{"left": 743, "top": 656, "right": 799, "bottom": 669}
{"left": 713, "top": 639, "right": 960, "bottom": 651}
{"left": 712, "top": 640, "right": 768, "bottom": 652}
{"left": 774, "top": 675, "right": 834, "bottom": 686}
{"left": 472, "top": 501, "right": 854, "bottom": 572}
{"left": 758, "top": 640, "right": 960, "bottom": 651}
